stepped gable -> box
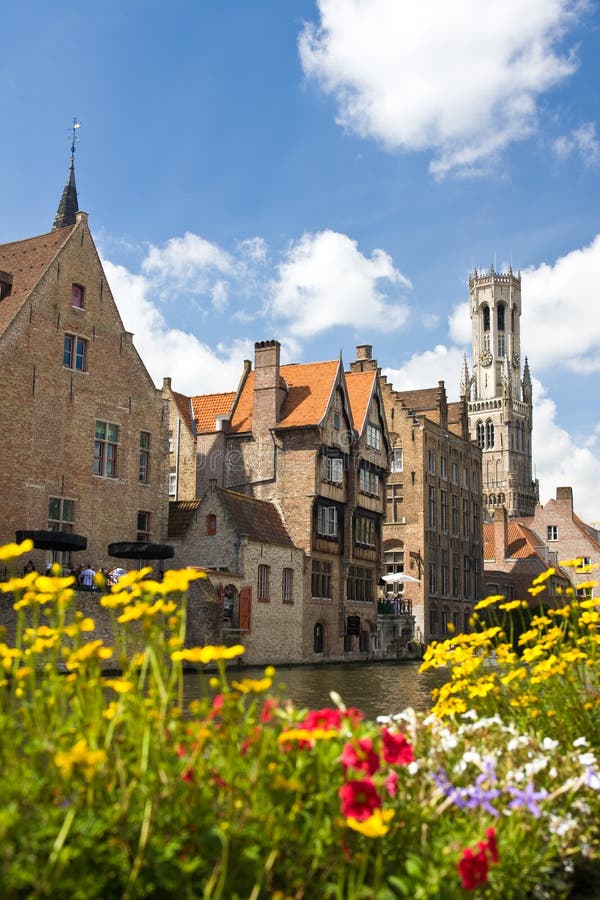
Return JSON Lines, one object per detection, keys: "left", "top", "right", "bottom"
{"left": 168, "top": 500, "right": 202, "bottom": 539}
{"left": 229, "top": 359, "right": 340, "bottom": 433}
{"left": 0, "top": 227, "right": 76, "bottom": 337}
{"left": 191, "top": 391, "right": 235, "bottom": 433}
{"left": 447, "top": 401, "right": 464, "bottom": 425}
{"left": 218, "top": 489, "right": 294, "bottom": 547}
{"left": 345, "top": 369, "right": 376, "bottom": 434}
{"left": 395, "top": 387, "right": 440, "bottom": 413}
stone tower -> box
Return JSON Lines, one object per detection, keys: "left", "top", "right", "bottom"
{"left": 461, "top": 266, "right": 538, "bottom": 519}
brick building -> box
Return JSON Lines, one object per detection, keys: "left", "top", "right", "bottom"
{"left": 376, "top": 351, "right": 483, "bottom": 644}
{"left": 517, "top": 487, "right": 600, "bottom": 602}
{"left": 168, "top": 483, "right": 304, "bottom": 665}
{"left": 0, "top": 161, "right": 168, "bottom": 571}
{"left": 165, "top": 340, "right": 390, "bottom": 662}
{"left": 482, "top": 506, "right": 571, "bottom": 606}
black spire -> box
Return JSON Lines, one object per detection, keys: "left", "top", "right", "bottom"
{"left": 52, "top": 118, "right": 80, "bottom": 230}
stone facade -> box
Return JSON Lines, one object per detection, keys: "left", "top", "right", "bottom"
{"left": 378, "top": 364, "right": 483, "bottom": 644}
{"left": 462, "top": 267, "right": 538, "bottom": 519}
{"left": 166, "top": 340, "right": 390, "bottom": 663}
{"left": 517, "top": 487, "right": 600, "bottom": 601}
{"left": 0, "top": 210, "right": 169, "bottom": 572}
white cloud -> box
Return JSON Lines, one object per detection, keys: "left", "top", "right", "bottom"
{"left": 142, "top": 232, "right": 233, "bottom": 296}
{"left": 299, "top": 0, "right": 585, "bottom": 177}
{"left": 382, "top": 345, "right": 465, "bottom": 396}
{"left": 532, "top": 378, "right": 600, "bottom": 523}
{"left": 268, "top": 229, "right": 411, "bottom": 337}
{"left": 102, "top": 259, "right": 251, "bottom": 395}
{"left": 553, "top": 122, "right": 600, "bottom": 167}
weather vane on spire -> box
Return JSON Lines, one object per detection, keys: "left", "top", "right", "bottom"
{"left": 68, "top": 117, "right": 81, "bottom": 160}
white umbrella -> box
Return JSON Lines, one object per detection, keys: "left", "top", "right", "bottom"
{"left": 381, "top": 572, "right": 420, "bottom": 584}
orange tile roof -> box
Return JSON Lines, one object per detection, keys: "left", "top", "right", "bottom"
{"left": 172, "top": 391, "right": 195, "bottom": 434}
{"left": 0, "top": 226, "right": 75, "bottom": 338}
{"left": 229, "top": 360, "right": 341, "bottom": 433}
{"left": 483, "top": 522, "right": 571, "bottom": 575}
{"left": 191, "top": 391, "right": 235, "bottom": 433}
{"left": 345, "top": 370, "right": 376, "bottom": 435}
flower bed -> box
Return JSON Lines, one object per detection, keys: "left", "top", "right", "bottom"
{"left": 0, "top": 541, "right": 598, "bottom": 898}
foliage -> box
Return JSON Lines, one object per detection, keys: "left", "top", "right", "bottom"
{"left": 0, "top": 541, "right": 598, "bottom": 898}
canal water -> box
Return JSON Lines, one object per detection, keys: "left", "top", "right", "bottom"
{"left": 184, "top": 661, "right": 448, "bottom": 720}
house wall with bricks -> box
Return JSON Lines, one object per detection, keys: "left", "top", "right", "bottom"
{"left": 0, "top": 212, "right": 168, "bottom": 572}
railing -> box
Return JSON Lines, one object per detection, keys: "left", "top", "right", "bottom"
{"left": 377, "top": 598, "right": 413, "bottom": 615}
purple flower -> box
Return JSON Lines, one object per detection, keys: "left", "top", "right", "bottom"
{"left": 464, "top": 777, "right": 501, "bottom": 817}
{"left": 507, "top": 782, "right": 548, "bottom": 818}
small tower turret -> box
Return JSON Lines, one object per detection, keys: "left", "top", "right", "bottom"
{"left": 53, "top": 118, "right": 80, "bottom": 230}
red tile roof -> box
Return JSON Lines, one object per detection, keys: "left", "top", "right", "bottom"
{"left": 191, "top": 392, "right": 235, "bottom": 433}
{"left": 229, "top": 360, "right": 341, "bottom": 433}
{"left": 0, "top": 226, "right": 75, "bottom": 338}
{"left": 345, "top": 370, "right": 376, "bottom": 435}
{"left": 483, "top": 522, "right": 570, "bottom": 579}
{"left": 218, "top": 490, "right": 294, "bottom": 547}
{"left": 168, "top": 500, "right": 202, "bottom": 539}
{"left": 172, "top": 391, "right": 195, "bottom": 434}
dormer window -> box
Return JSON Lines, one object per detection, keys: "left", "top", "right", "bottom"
{"left": 71, "top": 283, "right": 85, "bottom": 309}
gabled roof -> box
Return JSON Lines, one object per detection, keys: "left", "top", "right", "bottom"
{"left": 191, "top": 391, "right": 235, "bottom": 433}
{"left": 483, "top": 522, "right": 569, "bottom": 579}
{"left": 172, "top": 391, "right": 195, "bottom": 434}
{"left": 345, "top": 369, "right": 376, "bottom": 435}
{"left": 168, "top": 491, "right": 295, "bottom": 548}
{"left": 168, "top": 500, "right": 202, "bottom": 539}
{"left": 0, "top": 226, "right": 75, "bottom": 338}
{"left": 229, "top": 359, "right": 341, "bottom": 433}
{"left": 573, "top": 513, "right": 600, "bottom": 550}
{"left": 218, "top": 490, "right": 295, "bottom": 547}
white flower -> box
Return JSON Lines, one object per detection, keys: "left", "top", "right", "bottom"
{"left": 578, "top": 752, "right": 596, "bottom": 768}
{"left": 548, "top": 814, "right": 577, "bottom": 837}
{"left": 573, "top": 737, "right": 589, "bottom": 748}
{"left": 407, "top": 761, "right": 420, "bottom": 776}
{"left": 542, "top": 737, "right": 559, "bottom": 751}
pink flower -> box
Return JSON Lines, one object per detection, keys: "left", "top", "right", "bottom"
{"left": 341, "top": 738, "right": 380, "bottom": 776}
{"left": 384, "top": 770, "right": 399, "bottom": 798}
{"left": 339, "top": 779, "right": 382, "bottom": 821}
{"left": 380, "top": 728, "right": 415, "bottom": 766}
{"left": 302, "top": 708, "right": 342, "bottom": 731}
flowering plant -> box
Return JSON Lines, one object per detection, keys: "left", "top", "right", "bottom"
{"left": 0, "top": 543, "right": 598, "bottom": 898}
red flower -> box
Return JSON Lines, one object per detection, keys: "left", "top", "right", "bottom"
{"left": 341, "top": 738, "right": 380, "bottom": 776}
{"left": 380, "top": 728, "right": 415, "bottom": 766}
{"left": 181, "top": 767, "right": 194, "bottom": 783}
{"left": 303, "top": 708, "right": 342, "bottom": 731}
{"left": 260, "top": 698, "right": 277, "bottom": 723}
{"left": 342, "top": 707, "right": 364, "bottom": 728}
{"left": 457, "top": 846, "right": 489, "bottom": 890}
{"left": 339, "top": 779, "right": 382, "bottom": 820}
{"left": 458, "top": 829, "right": 499, "bottom": 890}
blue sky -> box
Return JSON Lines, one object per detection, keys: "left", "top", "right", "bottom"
{"left": 2, "top": 0, "right": 600, "bottom": 522}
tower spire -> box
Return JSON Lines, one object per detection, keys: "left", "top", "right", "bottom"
{"left": 52, "top": 117, "right": 80, "bottom": 230}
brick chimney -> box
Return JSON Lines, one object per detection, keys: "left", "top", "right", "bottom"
{"left": 493, "top": 505, "right": 509, "bottom": 561}
{"left": 556, "top": 486, "right": 574, "bottom": 512}
{"left": 253, "top": 340, "right": 284, "bottom": 431}
{"left": 350, "top": 344, "right": 377, "bottom": 373}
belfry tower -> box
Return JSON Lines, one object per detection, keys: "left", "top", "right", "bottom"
{"left": 460, "top": 265, "right": 538, "bottom": 519}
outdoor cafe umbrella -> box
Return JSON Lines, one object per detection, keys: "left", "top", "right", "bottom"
{"left": 15, "top": 530, "right": 87, "bottom": 553}
{"left": 381, "top": 572, "right": 420, "bottom": 584}
{"left": 108, "top": 542, "right": 174, "bottom": 566}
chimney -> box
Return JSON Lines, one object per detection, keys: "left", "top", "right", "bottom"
{"left": 493, "top": 505, "right": 508, "bottom": 561}
{"left": 556, "top": 487, "right": 573, "bottom": 512}
{"left": 253, "top": 340, "right": 283, "bottom": 430}
{"left": 350, "top": 344, "right": 377, "bottom": 373}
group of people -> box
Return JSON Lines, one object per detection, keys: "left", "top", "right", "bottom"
{"left": 22, "top": 560, "right": 126, "bottom": 590}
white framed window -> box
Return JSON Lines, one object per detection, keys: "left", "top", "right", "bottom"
{"left": 440, "top": 455, "right": 447, "bottom": 479}
{"left": 359, "top": 464, "right": 379, "bottom": 496}
{"left": 325, "top": 455, "right": 343, "bottom": 484}
{"left": 428, "top": 449, "right": 436, "bottom": 475}
{"left": 139, "top": 431, "right": 150, "bottom": 483}
{"left": 63, "top": 334, "right": 87, "bottom": 371}
{"left": 354, "top": 515, "right": 375, "bottom": 547}
{"left": 547, "top": 525, "right": 558, "bottom": 541}
{"left": 312, "top": 560, "right": 332, "bottom": 598}
{"left": 48, "top": 497, "right": 75, "bottom": 566}
{"left": 168, "top": 469, "right": 177, "bottom": 497}
{"left": 317, "top": 505, "right": 338, "bottom": 537}
{"left": 366, "top": 423, "right": 381, "bottom": 451}
{"left": 451, "top": 461, "right": 458, "bottom": 484}
{"left": 94, "top": 421, "right": 118, "bottom": 477}
{"left": 576, "top": 556, "right": 592, "bottom": 571}
{"left": 391, "top": 447, "right": 403, "bottom": 472}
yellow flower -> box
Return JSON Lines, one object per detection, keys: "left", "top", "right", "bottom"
{"left": 548, "top": 604, "right": 571, "bottom": 618}
{"left": 346, "top": 809, "right": 395, "bottom": 838}
{"left": 103, "top": 678, "right": 134, "bottom": 694}
{"left": 171, "top": 644, "right": 245, "bottom": 664}
{"left": 474, "top": 594, "right": 505, "bottom": 610}
{"left": 501, "top": 667, "right": 527, "bottom": 686}
{"left": 54, "top": 738, "right": 107, "bottom": 781}
{"left": 0, "top": 539, "right": 33, "bottom": 561}
{"left": 468, "top": 678, "right": 497, "bottom": 698}
{"left": 277, "top": 728, "right": 338, "bottom": 743}
{"left": 161, "top": 568, "right": 206, "bottom": 593}
{"left": 65, "top": 640, "right": 113, "bottom": 670}
{"left": 532, "top": 568, "right": 555, "bottom": 585}
{"left": 528, "top": 584, "right": 547, "bottom": 597}
{"left": 498, "top": 599, "right": 527, "bottom": 612}
{"left": 580, "top": 598, "right": 599, "bottom": 610}
{"left": 231, "top": 677, "right": 273, "bottom": 694}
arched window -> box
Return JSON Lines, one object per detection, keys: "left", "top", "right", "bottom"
{"left": 482, "top": 305, "right": 490, "bottom": 331}
{"left": 489, "top": 493, "right": 496, "bottom": 506}
{"left": 497, "top": 303, "right": 505, "bottom": 331}
{"left": 498, "top": 493, "right": 505, "bottom": 504}
{"left": 486, "top": 421, "right": 495, "bottom": 449}
{"left": 314, "top": 622, "right": 324, "bottom": 653}
{"left": 476, "top": 421, "right": 484, "bottom": 448}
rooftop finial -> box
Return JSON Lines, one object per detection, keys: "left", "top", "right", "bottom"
{"left": 52, "top": 117, "right": 81, "bottom": 230}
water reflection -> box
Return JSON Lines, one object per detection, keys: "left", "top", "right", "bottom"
{"left": 184, "top": 661, "right": 448, "bottom": 721}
